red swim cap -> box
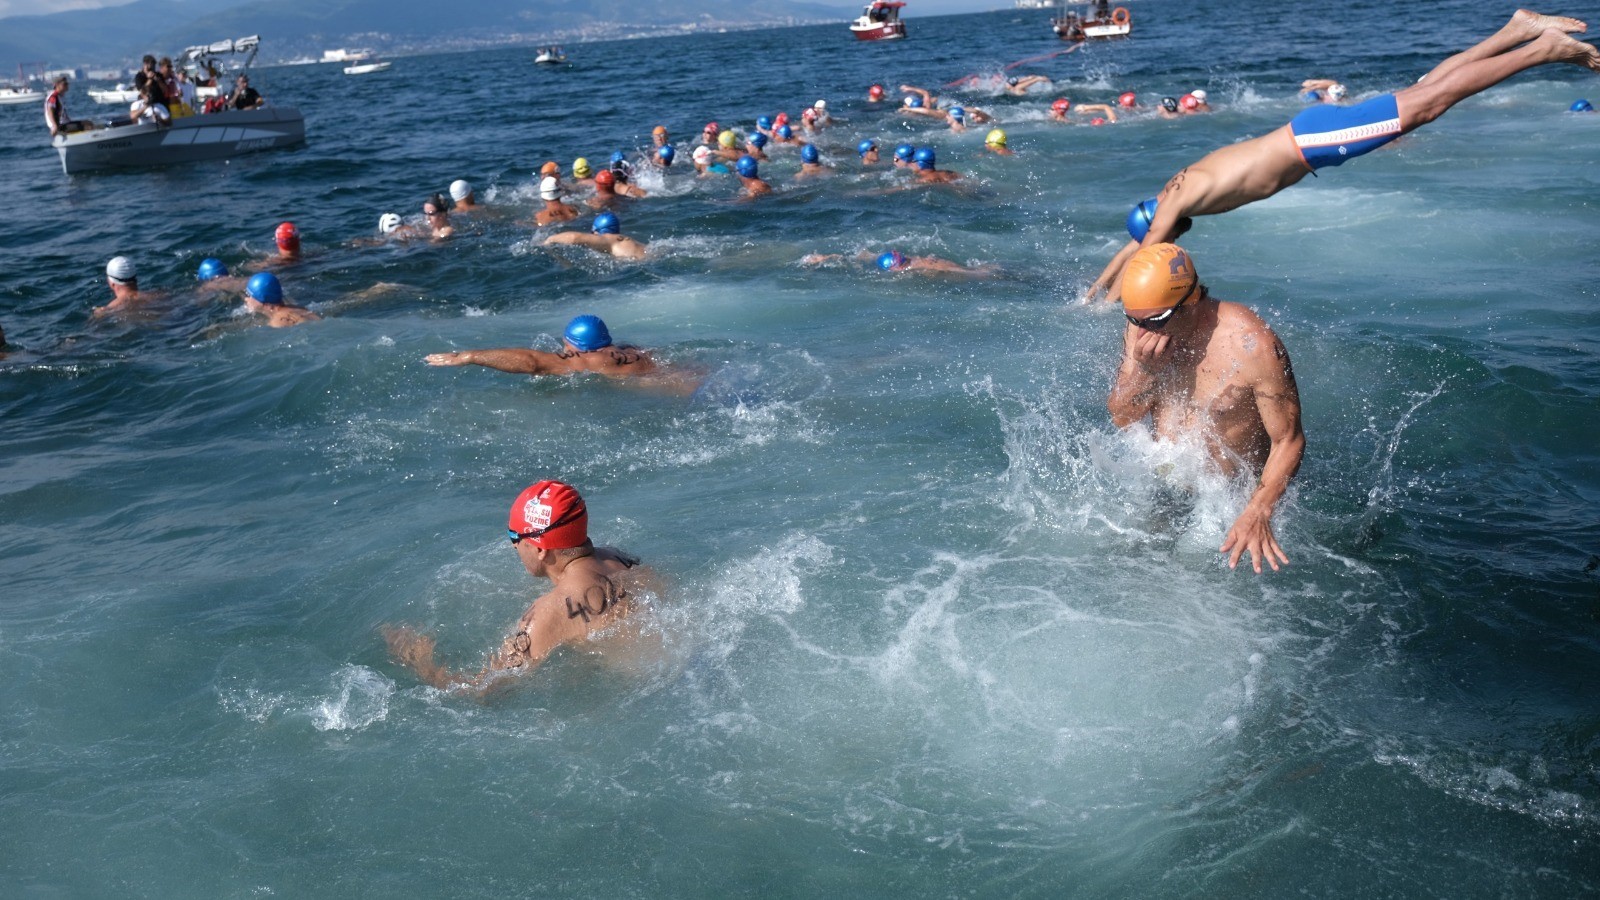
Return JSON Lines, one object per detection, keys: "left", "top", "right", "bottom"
{"left": 275, "top": 221, "right": 299, "bottom": 250}
{"left": 1091, "top": 117, "right": 1106, "bottom": 126}
{"left": 774, "top": 112, "right": 789, "bottom": 126}
{"left": 1117, "top": 91, "right": 1137, "bottom": 108}
{"left": 1051, "top": 97, "right": 1071, "bottom": 113}
{"left": 594, "top": 169, "right": 615, "bottom": 187}
{"left": 1180, "top": 94, "right": 1199, "bottom": 110}
{"left": 869, "top": 84, "right": 884, "bottom": 98}
{"left": 508, "top": 480, "right": 589, "bottom": 550}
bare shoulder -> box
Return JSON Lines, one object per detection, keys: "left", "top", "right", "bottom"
{"left": 1217, "top": 301, "right": 1293, "bottom": 371}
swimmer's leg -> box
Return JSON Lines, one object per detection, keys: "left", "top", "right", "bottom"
{"left": 1418, "top": 9, "right": 1587, "bottom": 84}
{"left": 1398, "top": 28, "right": 1600, "bottom": 130}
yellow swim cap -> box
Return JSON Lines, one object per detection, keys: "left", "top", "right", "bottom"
{"left": 985, "top": 128, "right": 1007, "bottom": 147}
{"left": 1121, "top": 243, "right": 1199, "bottom": 314}
{"left": 573, "top": 157, "right": 591, "bottom": 178}
{"left": 717, "top": 130, "right": 736, "bottom": 149}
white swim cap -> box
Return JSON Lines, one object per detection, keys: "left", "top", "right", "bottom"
{"left": 1190, "top": 89, "right": 1207, "bottom": 102}
{"left": 106, "top": 256, "right": 136, "bottom": 283}
{"left": 539, "top": 176, "right": 561, "bottom": 201}
{"left": 378, "top": 212, "right": 402, "bottom": 234}
{"left": 814, "top": 99, "right": 826, "bottom": 110}
{"left": 1328, "top": 83, "right": 1347, "bottom": 100}
{"left": 449, "top": 179, "right": 472, "bottom": 202}
{"left": 692, "top": 145, "right": 713, "bottom": 164}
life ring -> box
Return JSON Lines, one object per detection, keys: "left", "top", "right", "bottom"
{"left": 1112, "top": 6, "right": 1130, "bottom": 25}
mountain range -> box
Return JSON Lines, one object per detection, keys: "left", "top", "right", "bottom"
{"left": 3, "top": 0, "right": 857, "bottom": 74}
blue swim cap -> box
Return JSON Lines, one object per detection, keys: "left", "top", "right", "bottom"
{"left": 912, "top": 147, "right": 935, "bottom": 169}
{"left": 777, "top": 124, "right": 793, "bottom": 139}
{"left": 904, "top": 95, "right": 923, "bottom": 109}
{"left": 658, "top": 145, "right": 675, "bottom": 163}
{"left": 245, "top": 272, "right": 282, "bottom": 305}
{"left": 1572, "top": 99, "right": 1595, "bottom": 112}
{"left": 893, "top": 143, "right": 915, "bottom": 162}
{"left": 564, "top": 315, "right": 612, "bottom": 351}
{"left": 749, "top": 132, "right": 768, "bottom": 148}
{"left": 801, "top": 144, "right": 819, "bottom": 163}
{"left": 609, "top": 150, "right": 626, "bottom": 165}
{"left": 857, "top": 139, "right": 877, "bottom": 157}
{"left": 1126, "top": 197, "right": 1158, "bottom": 242}
{"left": 592, "top": 211, "right": 620, "bottom": 235}
{"left": 876, "top": 250, "right": 906, "bottom": 271}
{"left": 948, "top": 106, "right": 965, "bottom": 120}
{"left": 736, "top": 155, "right": 759, "bottom": 178}
{"left": 197, "top": 258, "right": 228, "bottom": 281}
{"left": 758, "top": 115, "right": 773, "bottom": 130}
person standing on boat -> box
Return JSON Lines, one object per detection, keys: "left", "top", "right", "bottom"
{"left": 1088, "top": 10, "right": 1600, "bottom": 303}
{"left": 227, "top": 74, "right": 264, "bottom": 110}
{"left": 156, "top": 58, "right": 187, "bottom": 117}
{"left": 131, "top": 56, "right": 170, "bottom": 112}
{"left": 174, "top": 67, "right": 198, "bottom": 117}
{"left": 44, "top": 77, "right": 89, "bottom": 137}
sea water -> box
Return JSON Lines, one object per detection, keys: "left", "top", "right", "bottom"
{"left": 2, "top": 0, "right": 1598, "bottom": 895}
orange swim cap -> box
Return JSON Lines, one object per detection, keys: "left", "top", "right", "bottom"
{"left": 540, "top": 160, "right": 559, "bottom": 176}
{"left": 652, "top": 125, "right": 667, "bottom": 135}
{"left": 508, "top": 480, "right": 589, "bottom": 550}
{"left": 1121, "top": 243, "right": 1199, "bottom": 314}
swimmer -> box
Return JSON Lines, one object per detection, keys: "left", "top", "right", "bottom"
{"left": 692, "top": 144, "right": 730, "bottom": 176}
{"left": 586, "top": 170, "right": 622, "bottom": 210}
{"left": 449, "top": 179, "right": 479, "bottom": 211}
{"left": 94, "top": 256, "right": 162, "bottom": 316}
{"left": 1573, "top": 98, "right": 1596, "bottom": 111}
{"left": 1179, "top": 91, "right": 1211, "bottom": 114}
{"left": 755, "top": 115, "right": 775, "bottom": 138}
{"left": 772, "top": 124, "right": 800, "bottom": 146}
{"left": 424, "top": 315, "right": 670, "bottom": 381}
{"left": 543, "top": 211, "right": 648, "bottom": 259}
{"left": 422, "top": 193, "right": 454, "bottom": 239}
{"left": 795, "top": 143, "right": 833, "bottom": 178}
{"left": 744, "top": 131, "right": 770, "bottom": 161}
{"left": 808, "top": 99, "right": 832, "bottom": 129}
{"left": 735, "top": 155, "right": 772, "bottom": 197}
{"left": 654, "top": 145, "right": 675, "bottom": 169}
{"left": 242, "top": 272, "right": 320, "bottom": 327}
{"left": 858, "top": 139, "right": 881, "bottom": 166}
{"left": 984, "top": 128, "right": 1014, "bottom": 156}
{"left": 383, "top": 479, "right": 665, "bottom": 694}
{"left": 571, "top": 157, "right": 596, "bottom": 188}
{"left": 891, "top": 143, "right": 916, "bottom": 168}
{"left": 1117, "top": 91, "right": 1138, "bottom": 108}
{"left": 1300, "top": 79, "right": 1349, "bottom": 103}
{"left": 1089, "top": 10, "right": 1600, "bottom": 303}
{"left": 899, "top": 85, "right": 946, "bottom": 118}
{"left": 651, "top": 124, "right": 670, "bottom": 148}
{"left": 868, "top": 83, "right": 886, "bottom": 102}
{"left": 715, "top": 129, "right": 742, "bottom": 162}
{"left": 273, "top": 221, "right": 300, "bottom": 261}
{"left": 534, "top": 176, "right": 579, "bottom": 226}
{"left": 1158, "top": 96, "right": 1183, "bottom": 119}
{"left": 1107, "top": 243, "right": 1304, "bottom": 573}
{"left": 801, "top": 249, "right": 998, "bottom": 278}
{"left": 1006, "top": 75, "right": 1052, "bottom": 95}
{"left": 701, "top": 121, "right": 720, "bottom": 146}
{"left": 606, "top": 152, "right": 648, "bottom": 197}
{"left": 910, "top": 147, "right": 961, "bottom": 184}
{"left": 946, "top": 106, "right": 967, "bottom": 132}
{"left": 1073, "top": 103, "right": 1119, "bottom": 124}
{"left": 194, "top": 256, "right": 247, "bottom": 294}
{"left": 1049, "top": 97, "right": 1072, "bottom": 121}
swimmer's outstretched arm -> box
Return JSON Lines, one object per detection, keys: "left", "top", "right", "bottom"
{"left": 900, "top": 84, "right": 934, "bottom": 105}
{"left": 1085, "top": 239, "right": 1140, "bottom": 303}
{"left": 424, "top": 348, "right": 566, "bottom": 374}
{"left": 381, "top": 625, "right": 525, "bottom": 698}
{"left": 1219, "top": 336, "right": 1304, "bottom": 574}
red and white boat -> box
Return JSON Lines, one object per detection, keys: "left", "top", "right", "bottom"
{"left": 850, "top": 0, "right": 908, "bottom": 41}
{"left": 1052, "top": 0, "right": 1132, "bottom": 41}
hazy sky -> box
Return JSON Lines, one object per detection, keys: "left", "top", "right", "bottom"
{"left": 1, "top": 0, "right": 1004, "bottom": 21}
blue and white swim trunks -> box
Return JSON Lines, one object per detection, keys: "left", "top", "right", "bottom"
{"left": 1287, "top": 93, "right": 1403, "bottom": 171}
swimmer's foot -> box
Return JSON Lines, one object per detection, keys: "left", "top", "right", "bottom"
{"left": 1512, "top": 9, "right": 1587, "bottom": 39}
{"left": 1542, "top": 29, "right": 1600, "bottom": 71}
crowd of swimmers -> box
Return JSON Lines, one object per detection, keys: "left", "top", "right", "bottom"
{"left": 16, "top": 9, "right": 1598, "bottom": 694}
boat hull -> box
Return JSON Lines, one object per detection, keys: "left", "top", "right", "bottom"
{"left": 52, "top": 106, "right": 305, "bottom": 175}
{"left": 343, "top": 62, "right": 391, "bottom": 75}
{"left": 0, "top": 89, "right": 44, "bottom": 105}
{"left": 850, "top": 21, "right": 907, "bottom": 40}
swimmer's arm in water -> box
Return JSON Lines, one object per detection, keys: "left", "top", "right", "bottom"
{"left": 1086, "top": 239, "right": 1140, "bottom": 303}
{"left": 423, "top": 348, "right": 568, "bottom": 375}
{"left": 380, "top": 625, "right": 531, "bottom": 698}
{"left": 1220, "top": 334, "right": 1304, "bottom": 574}
{"left": 1107, "top": 322, "right": 1166, "bottom": 428}
{"left": 1076, "top": 103, "right": 1117, "bottom": 123}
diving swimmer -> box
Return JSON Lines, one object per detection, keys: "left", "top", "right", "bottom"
{"left": 1106, "top": 244, "right": 1304, "bottom": 573}
{"left": 383, "top": 479, "right": 664, "bottom": 694}
{"left": 1089, "top": 10, "right": 1600, "bottom": 302}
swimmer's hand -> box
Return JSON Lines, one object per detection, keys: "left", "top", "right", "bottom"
{"left": 1123, "top": 322, "right": 1170, "bottom": 366}
{"left": 424, "top": 351, "right": 470, "bottom": 366}
{"left": 1220, "top": 505, "right": 1288, "bottom": 574}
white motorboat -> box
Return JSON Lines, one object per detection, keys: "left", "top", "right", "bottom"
{"left": 0, "top": 85, "right": 44, "bottom": 105}
{"left": 534, "top": 47, "right": 567, "bottom": 64}
{"left": 89, "top": 85, "right": 140, "bottom": 104}
{"left": 343, "top": 61, "right": 392, "bottom": 75}
{"left": 850, "top": 1, "right": 908, "bottom": 40}
{"left": 52, "top": 105, "right": 306, "bottom": 175}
